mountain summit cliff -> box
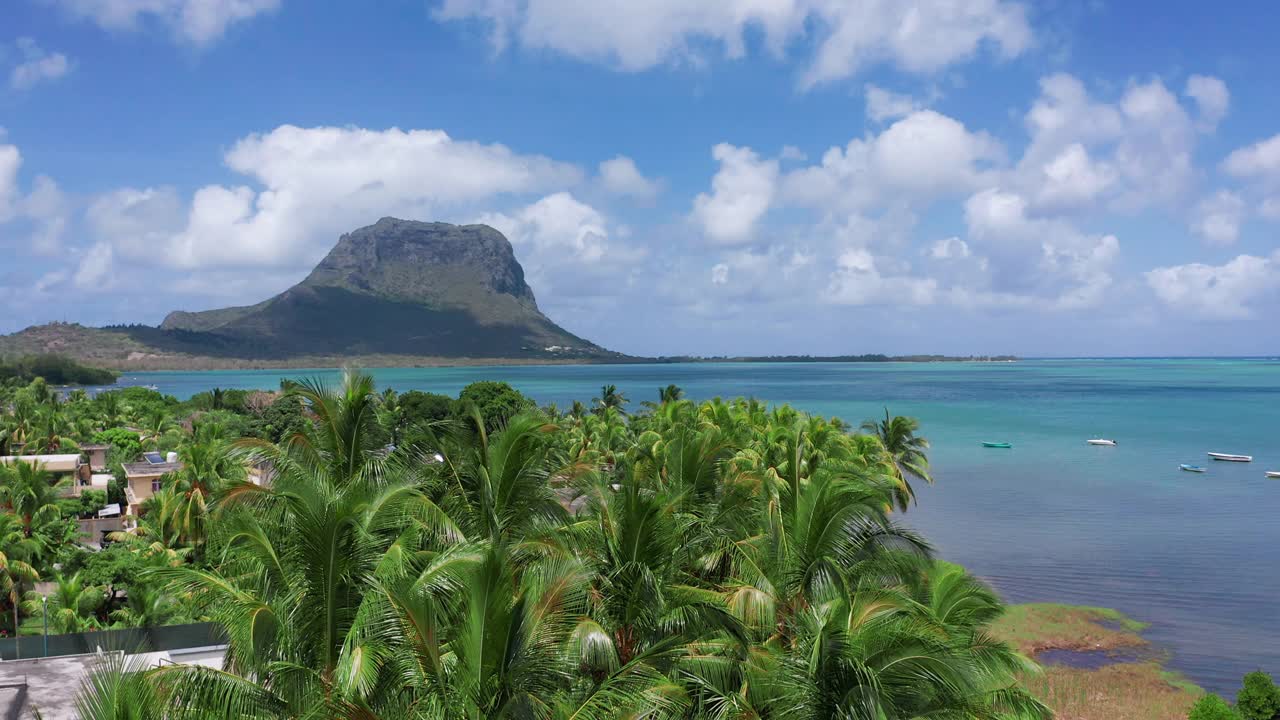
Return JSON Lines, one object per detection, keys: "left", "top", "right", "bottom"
{"left": 0, "top": 219, "right": 615, "bottom": 369}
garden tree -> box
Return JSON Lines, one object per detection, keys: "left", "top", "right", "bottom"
{"left": 0, "top": 511, "right": 40, "bottom": 635}
{"left": 43, "top": 571, "right": 105, "bottom": 633}
{"left": 0, "top": 459, "right": 69, "bottom": 542}
{"left": 565, "top": 406, "right": 629, "bottom": 468}
{"left": 399, "top": 390, "right": 454, "bottom": 425}
{"left": 454, "top": 380, "right": 534, "bottom": 432}
{"left": 27, "top": 401, "right": 74, "bottom": 453}
{"left": 139, "top": 407, "right": 179, "bottom": 450}
{"left": 153, "top": 436, "right": 245, "bottom": 552}
{"left": 1188, "top": 694, "right": 1240, "bottom": 720}
{"left": 93, "top": 427, "right": 144, "bottom": 466}
{"left": 374, "top": 387, "right": 405, "bottom": 445}
{"left": 1237, "top": 671, "right": 1280, "bottom": 720}
{"left": 247, "top": 393, "right": 310, "bottom": 443}
{"left": 860, "top": 408, "right": 934, "bottom": 510}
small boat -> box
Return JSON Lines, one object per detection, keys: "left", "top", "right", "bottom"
{"left": 982, "top": 442, "right": 1013, "bottom": 449}
{"left": 1266, "top": 471, "right": 1280, "bottom": 479}
{"left": 1087, "top": 439, "right": 1117, "bottom": 446}
{"left": 1180, "top": 464, "right": 1207, "bottom": 473}
{"left": 1207, "top": 452, "right": 1253, "bottom": 462}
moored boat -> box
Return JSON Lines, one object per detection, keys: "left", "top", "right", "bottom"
{"left": 982, "top": 441, "right": 1012, "bottom": 448}
{"left": 1207, "top": 452, "right": 1253, "bottom": 462}
{"left": 1267, "top": 471, "right": 1280, "bottom": 479}
{"left": 1087, "top": 439, "right": 1117, "bottom": 446}
{"left": 1180, "top": 464, "right": 1207, "bottom": 473}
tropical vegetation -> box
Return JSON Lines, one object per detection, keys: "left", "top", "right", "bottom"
{"left": 7, "top": 370, "right": 1060, "bottom": 719}
{"left": 35, "top": 368, "right": 1280, "bottom": 717}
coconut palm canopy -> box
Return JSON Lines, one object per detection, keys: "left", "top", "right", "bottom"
{"left": 55, "top": 371, "right": 1047, "bottom": 719}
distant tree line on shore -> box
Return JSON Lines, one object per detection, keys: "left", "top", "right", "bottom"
{"left": 0, "top": 354, "right": 118, "bottom": 386}
{"left": 651, "top": 353, "right": 1019, "bottom": 363}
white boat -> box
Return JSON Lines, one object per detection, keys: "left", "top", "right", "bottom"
{"left": 1207, "top": 452, "right": 1253, "bottom": 462}
{"left": 1087, "top": 439, "right": 1117, "bottom": 446}
{"left": 1266, "top": 471, "right": 1280, "bottom": 479}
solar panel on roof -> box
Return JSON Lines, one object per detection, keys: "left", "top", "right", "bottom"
{"left": 144, "top": 452, "right": 165, "bottom": 464}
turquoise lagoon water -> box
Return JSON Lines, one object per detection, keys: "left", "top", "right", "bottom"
{"left": 118, "top": 359, "right": 1280, "bottom": 694}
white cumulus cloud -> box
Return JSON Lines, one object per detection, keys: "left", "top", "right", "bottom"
{"left": 1223, "top": 134, "right": 1280, "bottom": 179}
{"left": 1184, "top": 74, "right": 1229, "bottom": 132}
{"left": 435, "top": 0, "right": 1031, "bottom": 88}
{"left": 826, "top": 247, "right": 937, "bottom": 306}
{"left": 46, "top": 0, "right": 280, "bottom": 46}
{"left": 1190, "top": 190, "right": 1246, "bottom": 246}
{"left": 1016, "top": 73, "right": 1201, "bottom": 212}
{"left": 1146, "top": 252, "right": 1278, "bottom": 318}
{"left": 598, "top": 155, "right": 660, "bottom": 200}
{"left": 963, "top": 187, "right": 1119, "bottom": 309}
{"left": 476, "top": 192, "right": 644, "bottom": 301}
{"left": 864, "top": 84, "right": 923, "bottom": 123}
{"left": 693, "top": 143, "right": 778, "bottom": 244}
{"left": 9, "top": 38, "right": 73, "bottom": 90}
{"left": 783, "top": 109, "right": 1001, "bottom": 212}
{"left": 146, "top": 125, "right": 581, "bottom": 270}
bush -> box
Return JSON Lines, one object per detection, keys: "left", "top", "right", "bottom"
{"left": 454, "top": 381, "right": 534, "bottom": 433}
{"left": 93, "top": 427, "right": 143, "bottom": 462}
{"left": 400, "top": 391, "right": 455, "bottom": 425}
{"left": 75, "top": 489, "right": 109, "bottom": 517}
{"left": 248, "top": 394, "right": 310, "bottom": 443}
{"left": 1237, "top": 672, "right": 1280, "bottom": 720}
{"left": 1189, "top": 694, "right": 1239, "bottom": 720}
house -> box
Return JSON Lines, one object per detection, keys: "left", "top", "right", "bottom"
{"left": 0, "top": 453, "right": 93, "bottom": 498}
{"left": 121, "top": 453, "right": 183, "bottom": 517}
{"left": 78, "top": 443, "right": 111, "bottom": 472}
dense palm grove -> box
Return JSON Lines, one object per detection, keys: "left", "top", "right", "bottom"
{"left": 3, "top": 371, "right": 1054, "bottom": 719}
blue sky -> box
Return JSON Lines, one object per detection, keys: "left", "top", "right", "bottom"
{"left": 2, "top": 0, "right": 1279, "bottom": 357}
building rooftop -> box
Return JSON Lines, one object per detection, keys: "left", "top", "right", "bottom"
{"left": 0, "top": 454, "right": 82, "bottom": 473}
{"left": 0, "top": 647, "right": 225, "bottom": 719}
{"left": 122, "top": 461, "right": 182, "bottom": 478}
{"left": 78, "top": 443, "right": 111, "bottom": 451}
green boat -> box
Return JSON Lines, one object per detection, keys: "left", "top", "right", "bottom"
{"left": 982, "top": 441, "right": 1013, "bottom": 449}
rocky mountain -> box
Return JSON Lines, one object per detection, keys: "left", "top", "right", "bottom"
{"left": 0, "top": 219, "right": 617, "bottom": 369}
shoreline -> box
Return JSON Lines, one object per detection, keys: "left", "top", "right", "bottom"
{"left": 996, "top": 602, "right": 1202, "bottom": 719}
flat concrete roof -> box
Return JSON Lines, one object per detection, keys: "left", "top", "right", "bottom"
{"left": 0, "top": 455, "right": 81, "bottom": 473}
{"left": 0, "top": 647, "right": 227, "bottom": 719}
{"left": 0, "top": 654, "right": 96, "bottom": 720}
{"left": 122, "top": 462, "right": 182, "bottom": 478}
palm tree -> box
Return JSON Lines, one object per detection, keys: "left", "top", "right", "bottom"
{"left": 139, "top": 408, "right": 177, "bottom": 450}
{"left": 0, "top": 511, "right": 40, "bottom": 636}
{"left": 657, "top": 384, "right": 683, "bottom": 404}
{"left": 146, "top": 369, "right": 463, "bottom": 716}
{"left": 45, "top": 571, "right": 105, "bottom": 633}
{"left": 156, "top": 438, "right": 244, "bottom": 552}
{"left": 861, "top": 409, "right": 933, "bottom": 510}
{"left": 72, "top": 649, "right": 164, "bottom": 720}
{"left": 593, "top": 384, "right": 628, "bottom": 415}
{"left": 0, "top": 459, "right": 68, "bottom": 541}
{"left": 63, "top": 378, "right": 1052, "bottom": 719}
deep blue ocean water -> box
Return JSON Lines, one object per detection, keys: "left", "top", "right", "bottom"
{"left": 116, "top": 359, "right": 1280, "bottom": 694}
